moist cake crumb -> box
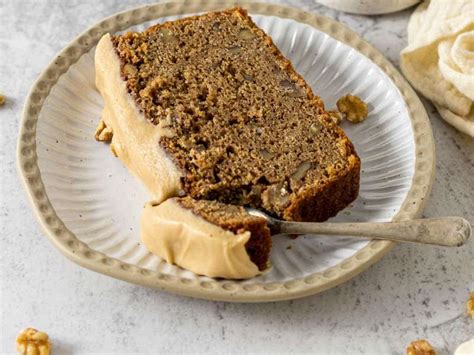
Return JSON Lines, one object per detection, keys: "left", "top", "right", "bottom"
{"left": 108, "top": 7, "right": 360, "bottom": 222}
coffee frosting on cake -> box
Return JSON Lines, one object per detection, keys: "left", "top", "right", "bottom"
{"left": 95, "top": 34, "right": 182, "bottom": 203}
{"left": 141, "top": 197, "right": 271, "bottom": 279}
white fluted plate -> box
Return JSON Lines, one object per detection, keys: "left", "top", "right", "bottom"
{"left": 17, "top": 1, "right": 435, "bottom": 302}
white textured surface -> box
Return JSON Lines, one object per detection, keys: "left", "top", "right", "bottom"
{"left": 36, "top": 14, "right": 414, "bottom": 284}
{"left": 1, "top": 0, "right": 473, "bottom": 354}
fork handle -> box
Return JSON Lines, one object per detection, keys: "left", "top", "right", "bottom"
{"left": 278, "top": 217, "right": 471, "bottom": 247}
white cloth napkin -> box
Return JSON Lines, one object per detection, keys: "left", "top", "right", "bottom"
{"left": 400, "top": 0, "right": 474, "bottom": 137}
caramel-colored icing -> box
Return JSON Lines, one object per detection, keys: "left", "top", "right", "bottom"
{"left": 95, "top": 34, "right": 181, "bottom": 203}
{"left": 141, "top": 199, "right": 260, "bottom": 279}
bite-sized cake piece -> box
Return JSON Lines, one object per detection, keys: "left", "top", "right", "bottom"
{"left": 141, "top": 197, "right": 271, "bottom": 279}
{"left": 95, "top": 7, "right": 360, "bottom": 222}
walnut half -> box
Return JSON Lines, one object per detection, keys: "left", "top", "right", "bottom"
{"left": 406, "top": 339, "right": 436, "bottom": 355}
{"left": 336, "top": 94, "right": 368, "bottom": 123}
{"left": 16, "top": 328, "right": 51, "bottom": 355}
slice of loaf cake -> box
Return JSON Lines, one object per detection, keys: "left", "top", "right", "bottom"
{"left": 95, "top": 7, "right": 360, "bottom": 223}
{"left": 142, "top": 197, "right": 271, "bottom": 278}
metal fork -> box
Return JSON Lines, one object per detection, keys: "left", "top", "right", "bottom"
{"left": 245, "top": 208, "right": 471, "bottom": 247}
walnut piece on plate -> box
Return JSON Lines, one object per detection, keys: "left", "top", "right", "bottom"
{"left": 337, "top": 94, "right": 369, "bottom": 123}
{"left": 406, "top": 339, "right": 437, "bottom": 355}
{"left": 16, "top": 328, "right": 51, "bottom": 355}
{"left": 467, "top": 291, "right": 474, "bottom": 319}
{"left": 0, "top": 93, "right": 5, "bottom": 106}
{"left": 95, "top": 119, "right": 113, "bottom": 142}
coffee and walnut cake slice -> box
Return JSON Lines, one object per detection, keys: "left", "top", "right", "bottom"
{"left": 95, "top": 8, "right": 360, "bottom": 278}
{"left": 142, "top": 197, "right": 271, "bottom": 278}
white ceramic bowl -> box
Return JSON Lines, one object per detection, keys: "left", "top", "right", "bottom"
{"left": 316, "top": 0, "right": 421, "bottom": 15}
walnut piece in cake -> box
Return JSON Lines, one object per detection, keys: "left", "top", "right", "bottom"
{"left": 327, "top": 110, "right": 343, "bottom": 125}
{"left": 406, "top": 339, "right": 436, "bottom": 355}
{"left": 16, "top": 328, "right": 51, "bottom": 355}
{"left": 337, "top": 94, "right": 368, "bottom": 123}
